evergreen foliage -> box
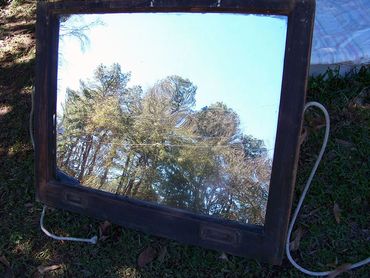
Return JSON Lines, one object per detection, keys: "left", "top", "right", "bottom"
{"left": 57, "top": 64, "right": 271, "bottom": 225}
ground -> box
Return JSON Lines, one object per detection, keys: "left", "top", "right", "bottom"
{"left": 0, "top": 1, "right": 369, "bottom": 277}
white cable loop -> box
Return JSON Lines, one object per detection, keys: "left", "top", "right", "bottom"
{"left": 40, "top": 206, "right": 98, "bottom": 244}
{"left": 31, "top": 87, "right": 97, "bottom": 244}
{"left": 31, "top": 85, "right": 369, "bottom": 266}
{"left": 286, "top": 101, "right": 370, "bottom": 276}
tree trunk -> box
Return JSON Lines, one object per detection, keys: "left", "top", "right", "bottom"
{"left": 78, "top": 136, "right": 92, "bottom": 181}
{"left": 100, "top": 166, "right": 109, "bottom": 187}
{"left": 63, "top": 138, "right": 78, "bottom": 168}
{"left": 117, "top": 154, "right": 131, "bottom": 190}
{"left": 86, "top": 135, "right": 105, "bottom": 176}
{"left": 131, "top": 179, "right": 142, "bottom": 196}
{"left": 99, "top": 142, "right": 117, "bottom": 188}
{"left": 124, "top": 178, "right": 135, "bottom": 195}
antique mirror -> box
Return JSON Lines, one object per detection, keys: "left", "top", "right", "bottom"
{"left": 35, "top": 0, "right": 315, "bottom": 264}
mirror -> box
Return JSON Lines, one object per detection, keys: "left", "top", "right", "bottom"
{"left": 56, "top": 13, "right": 287, "bottom": 226}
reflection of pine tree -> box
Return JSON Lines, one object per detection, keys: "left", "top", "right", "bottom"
{"left": 58, "top": 63, "right": 271, "bottom": 225}
{"left": 59, "top": 15, "right": 104, "bottom": 52}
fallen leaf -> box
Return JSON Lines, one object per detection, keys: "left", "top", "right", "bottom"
{"left": 0, "top": 255, "right": 13, "bottom": 278}
{"left": 335, "top": 139, "right": 354, "bottom": 149}
{"left": 37, "top": 264, "right": 62, "bottom": 274}
{"left": 24, "top": 203, "right": 33, "bottom": 208}
{"left": 328, "top": 263, "right": 351, "bottom": 278}
{"left": 137, "top": 246, "right": 157, "bottom": 268}
{"left": 289, "top": 226, "right": 303, "bottom": 252}
{"left": 0, "top": 105, "right": 12, "bottom": 116}
{"left": 80, "top": 269, "right": 92, "bottom": 276}
{"left": 349, "top": 87, "right": 370, "bottom": 109}
{"left": 99, "top": 220, "right": 111, "bottom": 241}
{"left": 326, "top": 150, "right": 337, "bottom": 161}
{"left": 299, "top": 127, "right": 308, "bottom": 146}
{"left": 157, "top": 246, "right": 167, "bottom": 263}
{"left": 310, "top": 117, "right": 326, "bottom": 131}
{"left": 219, "top": 252, "right": 229, "bottom": 261}
{"left": 333, "top": 203, "right": 342, "bottom": 224}
{"left": 0, "top": 256, "right": 10, "bottom": 268}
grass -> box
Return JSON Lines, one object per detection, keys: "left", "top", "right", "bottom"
{"left": 0, "top": 1, "right": 369, "bottom": 277}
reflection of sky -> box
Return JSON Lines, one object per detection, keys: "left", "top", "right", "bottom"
{"left": 58, "top": 13, "right": 287, "bottom": 155}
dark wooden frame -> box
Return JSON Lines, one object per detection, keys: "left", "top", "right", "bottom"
{"left": 35, "top": 0, "right": 315, "bottom": 264}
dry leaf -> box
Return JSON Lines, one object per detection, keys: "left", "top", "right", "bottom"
{"left": 310, "top": 117, "right": 326, "bottom": 131}
{"left": 299, "top": 127, "right": 308, "bottom": 146}
{"left": 99, "top": 220, "right": 111, "bottom": 235}
{"left": 335, "top": 139, "right": 354, "bottom": 149}
{"left": 137, "top": 246, "right": 157, "bottom": 268}
{"left": 0, "top": 256, "right": 10, "bottom": 268}
{"left": 219, "top": 252, "right": 229, "bottom": 261}
{"left": 333, "top": 203, "right": 341, "bottom": 224}
{"left": 0, "top": 106, "right": 12, "bottom": 116}
{"left": 0, "top": 255, "right": 13, "bottom": 278}
{"left": 349, "top": 87, "right": 370, "bottom": 109}
{"left": 37, "top": 264, "right": 62, "bottom": 274}
{"left": 289, "top": 226, "right": 303, "bottom": 252}
{"left": 80, "top": 269, "right": 92, "bottom": 276}
{"left": 99, "top": 220, "right": 111, "bottom": 241}
{"left": 157, "top": 246, "right": 168, "bottom": 263}
{"left": 24, "top": 203, "right": 33, "bottom": 209}
{"left": 328, "top": 263, "right": 351, "bottom": 278}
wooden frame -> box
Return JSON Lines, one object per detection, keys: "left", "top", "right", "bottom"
{"left": 35, "top": 0, "right": 315, "bottom": 264}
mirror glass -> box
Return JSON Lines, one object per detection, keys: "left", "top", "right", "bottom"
{"left": 56, "top": 13, "right": 287, "bottom": 225}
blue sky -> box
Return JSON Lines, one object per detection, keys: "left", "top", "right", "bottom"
{"left": 58, "top": 13, "right": 287, "bottom": 155}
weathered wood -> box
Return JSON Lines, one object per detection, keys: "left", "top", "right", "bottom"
{"left": 35, "top": 0, "right": 316, "bottom": 264}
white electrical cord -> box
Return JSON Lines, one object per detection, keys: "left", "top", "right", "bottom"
{"left": 30, "top": 86, "right": 369, "bottom": 262}
{"left": 286, "top": 101, "right": 370, "bottom": 276}
{"left": 40, "top": 206, "right": 98, "bottom": 244}
{"left": 30, "top": 87, "right": 98, "bottom": 244}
